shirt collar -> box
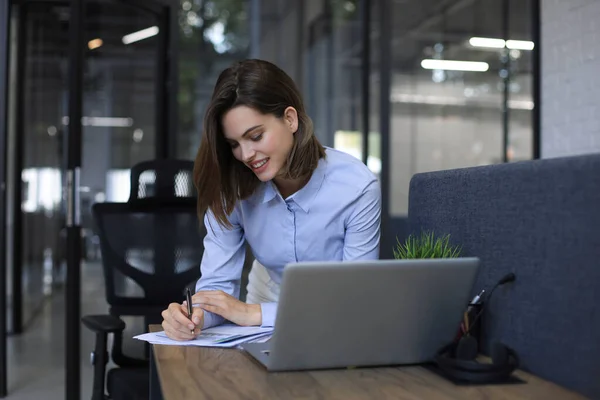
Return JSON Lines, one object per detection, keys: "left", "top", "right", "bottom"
{"left": 251, "top": 156, "right": 327, "bottom": 213}
{"left": 287, "top": 156, "right": 327, "bottom": 213}
{"left": 261, "top": 181, "right": 278, "bottom": 204}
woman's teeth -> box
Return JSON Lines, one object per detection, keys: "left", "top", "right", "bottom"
{"left": 252, "top": 159, "right": 268, "bottom": 169}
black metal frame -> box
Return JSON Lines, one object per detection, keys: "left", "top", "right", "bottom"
{"left": 360, "top": 0, "right": 370, "bottom": 165}
{"left": 531, "top": 0, "right": 541, "bottom": 159}
{"left": 66, "top": 1, "right": 85, "bottom": 398}
{"left": 378, "top": 0, "right": 391, "bottom": 248}
{"left": 154, "top": 1, "right": 178, "bottom": 159}
{"left": 501, "top": 0, "right": 510, "bottom": 163}
{"left": 167, "top": 3, "right": 179, "bottom": 159}
{"left": 155, "top": 7, "right": 169, "bottom": 158}
{"left": 11, "top": 2, "right": 26, "bottom": 337}
{"left": 0, "top": 0, "right": 11, "bottom": 396}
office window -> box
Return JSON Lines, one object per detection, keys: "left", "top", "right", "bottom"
{"left": 387, "top": 0, "right": 535, "bottom": 216}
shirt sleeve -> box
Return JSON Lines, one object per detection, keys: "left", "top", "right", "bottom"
{"left": 259, "top": 302, "right": 277, "bottom": 328}
{"left": 343, "top": 179, "right": 382, "bottom": 260}
{"left": 195, "top": 206, "right": 246, "bottom": 329}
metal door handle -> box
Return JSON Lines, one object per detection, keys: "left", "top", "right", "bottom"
{"left": 66, "top": 167, "right": 81, "bottom": 227}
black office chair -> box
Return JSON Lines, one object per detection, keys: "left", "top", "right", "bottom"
{"left": 82, "top": 159, "right": 205, "bottom": 400}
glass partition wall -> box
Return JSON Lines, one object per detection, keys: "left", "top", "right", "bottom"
{"left": 383, "top": 0, "right": 536, "bottom": 256}
{"left": 4, "top": 1, "right": 172, "bottom": 398}
{"left": 248, "top": 0, "right": 537, "bottom": 257}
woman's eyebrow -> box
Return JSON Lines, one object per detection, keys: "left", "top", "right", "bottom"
{"left": 241, "top": 125, "right": 263, "bottom": 137}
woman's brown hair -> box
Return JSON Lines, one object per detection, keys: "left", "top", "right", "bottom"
{"left": 193, "top": 59, "right": 325, "bottom": 228}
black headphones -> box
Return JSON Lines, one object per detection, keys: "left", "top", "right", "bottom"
{"left": 434, "top": 336, "right": 520, "bottom": 383}
{"left": 434, "top": 273, "right": 520, "bottom": 384}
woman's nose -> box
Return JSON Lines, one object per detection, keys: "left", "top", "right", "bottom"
{"left": 241, "top": 143, "right": 256, "bottom": 163}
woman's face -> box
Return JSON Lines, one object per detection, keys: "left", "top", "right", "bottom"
{"left": 222, "top": 105, "right": 298, "bottom": 182}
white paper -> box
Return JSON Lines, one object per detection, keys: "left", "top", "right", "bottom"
{"left": 134, "top": 324, "right": 273, "bottom": 348}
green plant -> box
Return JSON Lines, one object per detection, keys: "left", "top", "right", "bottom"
{"left": 393, "top": 231, "right": 462, "bottom": 259}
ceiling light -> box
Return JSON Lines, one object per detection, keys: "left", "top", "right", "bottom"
{"left": 122, "top": 26, "right": 159, "bottom": 45}
{"left": 469, "top": 36, "right": 534, "bottom": 51}
{"left": 88, "top": 38, "right": 103, "bottom": 50}
{"left": 421, "top": 59, "right": 489, "bottom": 72}
{"left": 62, "top": 116, "right": 134, "bottom": 127}
{"left": 507, "top": 100, "right": 534, "bottom": 110}
{"left": 469, "top": 37, "right": 505, "bottom": 49}
{"left": 133, "top": 129, "right": 144, "bottom": 142}
{"left": 506, "top": 40, "right": 534, "bottom": 51}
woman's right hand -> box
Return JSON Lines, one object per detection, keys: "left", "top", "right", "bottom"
{"left": 161, "top": 301, "right": 204, "bottom": 341}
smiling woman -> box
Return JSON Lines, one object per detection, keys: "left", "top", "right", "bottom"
{"left": 221, "top": 106, "right": 300, "bottom": 198}
{"left": 195, "top": 59, "right": 325, "bottom": 227}
{"left": 160, "top": 59, "right": 382, "bottom": 341}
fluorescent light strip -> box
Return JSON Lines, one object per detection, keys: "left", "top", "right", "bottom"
{"left": 122, "top": 26, "right": 159, "bottom": 45}
{"left": 391, "top": 93, "right": 467, "bottom": 106}
{"left": 469, "top": 37, "right": 534, "bottom": 51}
{"left": 421, "top": 59, "right": 489, "bottom": 72}
{"left": 62, "top": 116, "right": 134, "bottom": 127}
{"left": 469, "top": 37, "right": 505, "bottom": 49}
{"left": 508, "top": 100, "right": 534, "bottom": 110}
{"left": 506, "top": 40, "right": 535, "bottom": 51}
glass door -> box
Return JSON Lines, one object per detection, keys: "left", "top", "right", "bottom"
{"left": 68, "top": 2, "right": 167, "bottom": 398}
{"left": 5, "top": 1, "right": 170, "bottom": 398}
{"left": 76, "top": 5, "right": 163, "bottom": 397}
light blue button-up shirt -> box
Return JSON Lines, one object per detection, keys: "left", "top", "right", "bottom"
{"left": 196, "top": 147, "right": 382, "bottom": 328}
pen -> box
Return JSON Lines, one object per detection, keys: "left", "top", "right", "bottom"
{"left": 470, "top": 289, "right": 485, "bottom": 305}
{"left": 186, "top": 288, "right": 194, "bottom": 334}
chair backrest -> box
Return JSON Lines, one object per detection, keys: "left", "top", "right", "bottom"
{"left": 93, "top": 159, "right": 204, "bottom": 319}
{"left": 92, "top": 203, "right": 205, "bottom": 312}
{"left": 407, "top": 153, "right": 600, "bottom": 399}
{"left": 128, "top": 159, "right": 195, "bottom": 203}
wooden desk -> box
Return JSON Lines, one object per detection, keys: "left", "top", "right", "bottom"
{"left": 149, "top": 325, "right": 587, "bottom": 400}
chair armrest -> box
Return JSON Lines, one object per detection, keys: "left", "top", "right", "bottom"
{"left": 82, "top": 314, "right": 126, "bottom": 333}
{"left": 82, "top": 315, "right": 127, "bottom": 400}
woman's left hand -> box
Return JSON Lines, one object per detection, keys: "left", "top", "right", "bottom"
{"left": 192, "top": 290, "right": 262, "bottom": 326}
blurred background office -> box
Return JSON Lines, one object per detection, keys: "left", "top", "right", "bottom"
{"left": 0, "top": 0, "right": 559, "bottom": 398}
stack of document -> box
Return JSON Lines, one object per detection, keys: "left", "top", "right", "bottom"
{"left": 134, "top": 324, "right": 273, "bottom": 348}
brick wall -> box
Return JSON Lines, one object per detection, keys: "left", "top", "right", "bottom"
{"left": 541, "top": 0, "right": 600, "bottom": 158}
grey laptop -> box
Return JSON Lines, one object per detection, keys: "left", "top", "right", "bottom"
{"left": 241, "top": 258, "right": 480, "bottom": 372}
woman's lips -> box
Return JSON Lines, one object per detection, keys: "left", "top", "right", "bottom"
{"left": 250, "top": 158, "right": 269, "bottom": 173}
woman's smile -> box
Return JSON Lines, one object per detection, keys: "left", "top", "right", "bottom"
{"left": 249, "top": 158, "right": 270, "bottom": 173}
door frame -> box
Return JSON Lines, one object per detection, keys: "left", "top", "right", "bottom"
{"left": 0, "top": 0, "right": 11, "bottom": 396}
{"left": 64, "top": 1, "right": 176, "bottom": 397}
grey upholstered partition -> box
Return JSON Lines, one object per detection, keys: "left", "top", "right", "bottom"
{"left": 407, "top": 153, "right": 600, "bottom": 399}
